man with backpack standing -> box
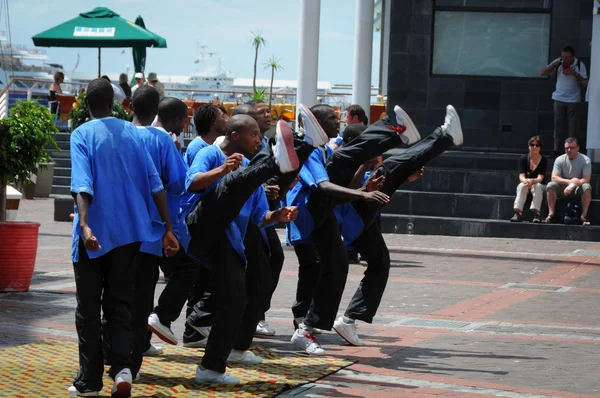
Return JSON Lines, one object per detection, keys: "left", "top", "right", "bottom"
{"left": 541, "top": 46, "right": 588, "bottom": 157}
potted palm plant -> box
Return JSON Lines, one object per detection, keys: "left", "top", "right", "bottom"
{"left": 0, "top": 100, "right": 58, "bottom": 291}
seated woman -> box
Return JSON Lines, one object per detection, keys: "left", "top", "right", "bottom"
{"left": 48, "top": 71, "right": 64, "bottom": 115}
{"left": 510, "top": 135, "right": 547, "bottom": 223}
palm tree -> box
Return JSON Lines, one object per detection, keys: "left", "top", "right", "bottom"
{"left": 264, "top": 56, "right": 283, "bottom": 111}
{"left": 250, "top": 30, "right": 267, "bottom": 91}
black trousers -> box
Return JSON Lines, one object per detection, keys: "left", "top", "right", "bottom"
{"left": 152, "top": 248, "right": 201, "bottom": 326}
{"left": 346, "top": 127, "right": 455, "bottom": 322}
{"left": 131, "top": 252, "right": 160, "bottom": 375}
{"left": 326, "top": 116, "right": 404, "bottom": 188}
{"left": 72, "top": 240, "right": 140, "bottom": 393}
{"left": 291, "top": 243, "right": 320, "bottom": 319}
{"left": 233, "top": 223, "right": 272, "bottom": 350}
{"left": 187, "top": 224, "right": 272, "bottom": 349}
{"left": 187, "top": 144, "right": 307, "bottom": 373}
{"left": 261, "top": 224, "right": 284, "bottom": 319}
{"left": 183, "top": 264, "right": 214, "bottom": 340}
{"left": 198, "top": 234, "right": 248, "bottom": 374}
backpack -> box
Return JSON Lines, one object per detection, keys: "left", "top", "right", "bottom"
{"left": 562, "top": 202, "right": 581, "bottom": 225}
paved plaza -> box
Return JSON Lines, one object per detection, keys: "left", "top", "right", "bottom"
{"left": 1, "top": 198, "right": 600, "bottom": 397}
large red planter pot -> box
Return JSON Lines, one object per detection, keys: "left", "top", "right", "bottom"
{"left": 0, "top": 221, "right": 40, "bottom": 292}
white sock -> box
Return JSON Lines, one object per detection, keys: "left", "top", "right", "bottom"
{"left": 343, "top": 316, "right": 355, "bottom": 324}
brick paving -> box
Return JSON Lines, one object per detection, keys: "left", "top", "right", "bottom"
{"left": 1, "top": 198, "right": 600, "bottom": 397}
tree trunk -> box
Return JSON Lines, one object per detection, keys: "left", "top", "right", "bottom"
{"left": 0, "top": 176, "right": 6, "bottom": 222}
{"left": 269, "top": 67, "right": 275, "bottom": 111}
{"left": 253, "top": 46, "right": 259, "bottom": 91}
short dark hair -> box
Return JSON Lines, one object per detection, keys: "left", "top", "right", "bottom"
{"left": 193, "top": 104, "right": 220, "bottom": 136}
{"left": 216, "top": 104, "right": 228, "bottom": 116}
{"left": 246, "top": 99, "right": 264, "bottom": 108}
{"left": 528, "top": 135, "right": 542, "bottom": 148}
{"left": 53, "top": 71, "right": 64, "bottom": 82}
{"left": 232, "top": 104, "right": 257, "bottom": 117}
{"left": 346, "top": 104, "right": 366, "bottom": 124}
{"left": 101, "top": 75, "right": 111, "bottom": 83}
{"left": 562, "top": 46, "right": 575, "bottom": 56}
{"left": 86, "top": 78, "right": 114, "bottom": 110}
{"left": 565, "top": 137, "right": 579, "bottom": 146}
{"left": 310, "top": 104, "right": 335, "bottom": 123}
{"left": 132, "top": 85, "right": 160, "bottom": 119}
{"left": 343, "top": 124, "right": 367, "bottom": 145}
{"left": 226, "top": 114, "right": 255, "bottom": 137}
{"left": 158, "top": 97, "right": 188, "bottom": 123}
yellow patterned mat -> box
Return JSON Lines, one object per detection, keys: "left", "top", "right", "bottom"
{"left": 0, "top": 340, "right": 353, "bottom": 397}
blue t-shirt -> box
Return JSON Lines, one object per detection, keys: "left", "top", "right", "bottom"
{"left": 286, "top": 145, "right": 364, "bottom": 245}
{"left": 285, "top": 147, "right": 331, "bottom": 244}
{"left": 184, "top": 136, "right": 209, "bottom": 168}
{"left": 181, "top": 145, "right": 269, "bottom": 263}
{"left": 137, "top": 126, "right": 188, "bottom": 257}
{"left": 70, "top": 118, "right": 164, "bottom": 262}
{"left": 261, "top": 136, "right": 269, "bottom": 149}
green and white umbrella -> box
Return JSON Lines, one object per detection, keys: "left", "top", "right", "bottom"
{"left": 32, "top": 7, "right": 166, "bottom": 77}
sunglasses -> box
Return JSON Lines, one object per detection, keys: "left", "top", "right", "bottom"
{"left": 529, "top": 143, "right": 541, "bottom": 147}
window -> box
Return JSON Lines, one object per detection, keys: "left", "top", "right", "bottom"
{"left": 432, "top": 1, "right": 551, "bottom": 78}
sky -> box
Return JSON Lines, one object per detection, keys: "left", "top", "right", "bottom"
{"left": 8, "top": 0, "right": 381, "bottom": 86}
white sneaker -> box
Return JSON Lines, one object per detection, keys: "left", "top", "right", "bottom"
{"left": 67, "top": 386, "right": 99, "bottom": 397}
{"left": 442, "top": 104, "right": 463, "bottom": 146}
{"left": 393, "top": 105, "right": 421, "bottom": 145}
{"left": 148, "top": 313, "right": 177, "bottom": 345}
{"left": 294, "top": 317, "right": 323, "bottom": 334}
{"left": 143, "top": 343, "right": 163, "bottom": 356}
{"left": 333, "top": 317, "right": 364, "bottom": 346}
{"left": 273, "top": 120, "right": 300, "bottom": 173}
{"left": 227, "top": 349, "right": 263, "bottom": 364}
{"left": 291, "top": 329, "right": 326, "bottom": 355}
{"left": 188, "top": 323, "right": 211, "bottom": 339}
{"left": 298, "top": 103, "right": 329, "bottom": 147}
{"left": 194, "top": 366, "right": 240, "bottom": 384}
{"left": 255, "top": 320, "right": 276, "bottom": 336}
{"left": 111, "top": 368, "right": 132, "bottom": 398}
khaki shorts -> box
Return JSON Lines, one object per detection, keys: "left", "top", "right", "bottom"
{"left": 547, "top": 182, "right": 592, "bottom": 198}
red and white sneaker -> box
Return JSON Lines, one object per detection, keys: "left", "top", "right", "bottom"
{"left": 291, "top": 328, "right": 325, "bottom": 355}
{"left": 148, "top": 313, "right": 177, "bottom": 345}
{"left": 298, "top": 104, "right": 329, "bottom": 147}
{"left": 111, "top": 368, "right": 132, "bottom": 398}
{"left": 393, "top": 105, "right": 421, "bottom": 145}
{"left": 273, "top": 120, "right": 300, "bottom": 173}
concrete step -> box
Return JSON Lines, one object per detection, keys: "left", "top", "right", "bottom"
{"left": 52, "top": 176, "right": 70, "bottom": 187}
{"left": 401, "top": 168, "right": 600, "bottom": 196}
{"left": 54, "top": 167, "right": 71, "bottom": 177}
{"left": 54, "top": 158, "right": 71, "bottom": 168}
{"left": 48, "top": 150, "right": 70, "bottom": 159}
{"left": 386, "top": 190, "right": 600, "bottom": 224}
{"left": 384, "top": 148, "right": 600, "bottom": 174}
{"left": 381, "top": 214, "right": 600, "bottom": 242}
{"left": 55, "top": 132, "right": 70, "bottom": 143}
{"left": 51, "top": 185, "right": 71, "bottom": 196}
{"left": 54, "top": 140, "right": 70, "bottom": 151}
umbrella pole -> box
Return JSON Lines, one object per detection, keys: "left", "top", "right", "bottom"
{"left": 98, "top": 48, "right": 101, "bottom": 78}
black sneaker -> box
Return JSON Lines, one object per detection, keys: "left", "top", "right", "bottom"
{"left": 532, "top": 213, "right": 541, "bottom": 223}
{"left": 182, "top": 331, "right": 207, "bottom": 348}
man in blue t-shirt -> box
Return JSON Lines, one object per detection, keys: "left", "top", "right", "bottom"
{"left": 68, "top": 78, "right": 179, "bottom": 397}
{"left": 128, "top": 86, "right": 189, "bottom": 378}
{"left": 184, "top": 104, "right": 227, "bottom": 167}
{"left": 286, "top": 104, "right": 392, "bottom": 355}
{"left": 332, "top": 105, "right": 463, "bottom": 347}
{"left": 180, "top": 104, "right": 227, "bottom": 348}
{"left": 182, "top": 114, "right": 325, "bottom": 384}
